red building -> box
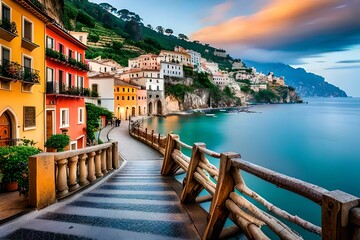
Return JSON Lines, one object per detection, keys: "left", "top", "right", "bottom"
{"left": 45, "top": 23, "right": 89, "bottom": 150}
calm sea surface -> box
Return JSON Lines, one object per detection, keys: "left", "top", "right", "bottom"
{"left": 142, "top": 97, "right": 360, "bottom": 239}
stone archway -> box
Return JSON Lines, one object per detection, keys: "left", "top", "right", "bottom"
{"left": 0, "top": 110, "right": 15, "bottom": 146}
{"left": 156, "top": 100, "right": 162, "bottom": 115}
{"left": 138, "top": 106, "right": 141, "bottom": 115}
{"left": 148, "top": 102, "right": 153, "bottom": 115}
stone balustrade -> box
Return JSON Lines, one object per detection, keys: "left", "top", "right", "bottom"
{"left": 28, "top": 141, "right": 119, "bottom": 209}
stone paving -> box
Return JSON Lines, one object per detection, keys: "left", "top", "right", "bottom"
{"left": 0, "top": 121, "right": 201, "bottom": 240}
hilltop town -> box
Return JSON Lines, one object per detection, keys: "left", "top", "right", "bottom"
{"left": 0, "top": 0, "right": 300, "bottom": 151}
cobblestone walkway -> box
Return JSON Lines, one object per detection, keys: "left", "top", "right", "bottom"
{"left": 0, "top": 122, "right": 200, "bottom": 240}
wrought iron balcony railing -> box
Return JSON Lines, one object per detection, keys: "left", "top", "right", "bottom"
{"left": 0, "top": 60, "right": 40, "bottom": 84}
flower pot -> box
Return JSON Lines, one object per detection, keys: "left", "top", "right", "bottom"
{"left": 5, "top": 181, "right": 18, "bottom": 192}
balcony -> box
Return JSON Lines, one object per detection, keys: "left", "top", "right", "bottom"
{"left": 21, "top": 37, "right": 39, "bottom": 51}
{"left": 46, "top": 82, "right": 96, "bottom": 98}
{"left": 46, "top": 48, "right": 89, "bottom": 72}
{"left": 0, "top": 60, "right": 40, "bottom": 84}
{"left": 0, "top": 19, "right": 18, "bottom": 42}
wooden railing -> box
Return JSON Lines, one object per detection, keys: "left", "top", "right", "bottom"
{"left": 28, "top": 141, "right": 119, "bottom": 209}
{"left": 129, "top": 123, "right": 360, "bottom": 240}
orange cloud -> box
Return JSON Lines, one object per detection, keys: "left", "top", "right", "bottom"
{"left": 201, "top": 0, "right": 235, "bottom": 24}
{"left": 191, "top": 0, "right": 343, "bottom": 48}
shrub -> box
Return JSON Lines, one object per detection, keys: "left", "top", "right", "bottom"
{"left": 44, "top": 134, "right": 70, "bottom": 152}
{"left": 0, "top": 146, "right": 41, "bottom": 196}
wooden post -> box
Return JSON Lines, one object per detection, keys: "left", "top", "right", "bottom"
{"left": 322, "top": 190, "right": 360, "bottom": 240}
{"left": 161, "top": 134, "right": 180, "bottom": 176}
{"left": 203, "top": 152, "right": 240, "bottom": 240}
{"left": 181, "top": 143, "right": 206, "bottom": 204}
{"left": 151, "top": 130, "right": 154, "bottom": 145}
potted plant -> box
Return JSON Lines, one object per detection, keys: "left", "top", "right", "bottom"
{"left": 44, "top": 134, "right": 70, "bottom": 152}
{"left": 0, "top": 146, "right": 41, "bottom": 193}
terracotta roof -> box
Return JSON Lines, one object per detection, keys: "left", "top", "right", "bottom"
{"left": 89, "top": 72, "right": 115, "bottom": 78}
{"left": 114, "top": 78, "right": 139, "bottom": 87}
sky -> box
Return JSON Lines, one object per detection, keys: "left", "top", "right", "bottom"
{"left": 90, "top": 0, "right": 360, "bottom": 97}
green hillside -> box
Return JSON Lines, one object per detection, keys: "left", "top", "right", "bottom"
{"left": 63, "top": 0, "right": 233, "bottom": 68}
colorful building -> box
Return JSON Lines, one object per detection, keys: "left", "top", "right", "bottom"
{"left": 114, "top": 79, "right": 143, "bottom": 120}
{"left": 45, "top": 23, "right": 89, "bottom": 150}
{"left": 0, "top": 0, "right": 51, "bottom": 148}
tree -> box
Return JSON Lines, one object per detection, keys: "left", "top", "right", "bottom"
{"left": 117, "top": 9, "right": 130, "bottom": 21}
{"left": 146, "top": 24, "right": 153, "bottom": 30}
{"left": 178, "top": 33, "right": 188, "bottom": 40}
{"left": 165, "top": 28, "right": 173, "bottom": 36}
{"left": 156, "top": 26, "right": 164, "bottom": 34}
{"left": 125, "top": 19, "right": 142, "bottom": 40}
{"left": 99, "top": 3, "right": 114, "bottom": 12}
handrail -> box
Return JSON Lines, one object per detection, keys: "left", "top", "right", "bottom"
{"left": 231, "top": 158, "right": 328, "bottom": 205}
{"left": 128, "top": 120, "right": 360, "bottom": 240}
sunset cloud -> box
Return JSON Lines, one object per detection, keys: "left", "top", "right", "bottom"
{"left": 200, "top": 0, "right": 235, "bottom": 24}
{"left": 191, "top": 0, "right": 360, "bottom": 58}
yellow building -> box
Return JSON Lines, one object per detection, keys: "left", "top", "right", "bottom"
{"left": 0, "top": 0, "right": 51, "bottom": 148}
{"left": 114, "top": 79, "right": 140, "bottom": 120}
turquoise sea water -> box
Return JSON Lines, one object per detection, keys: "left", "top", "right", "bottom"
{"left": 142, "top": 98, "right": 360, "bottom": 239}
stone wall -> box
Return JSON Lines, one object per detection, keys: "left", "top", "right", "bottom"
{"left": 39, "top": 0, "right": 64, "bottom": 25}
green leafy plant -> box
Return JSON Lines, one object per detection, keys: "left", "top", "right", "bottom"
{"left": 0, "top": 146, "right": 41, "bottom": 195}
{"left": 44, "top": 134, "right": 70, "bottom": 152}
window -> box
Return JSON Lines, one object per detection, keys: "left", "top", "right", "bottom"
{"left": 2, "top": 4, "right": 10, "bottom": 22}
{"left": 46, "top": 36, "right": 54, "bottom": 49}
{"left": 127, "top": 96, "right": 130, "bottom": 100}
{"left": 0, "top": 80, "right": 10, "bottom": 90}
{"left": 77, "top": 76, "right": 84, "bottom": 89}
{"left": 117, "top": 87, "right": 119, "bottom": 92}
{"left": 23, "top": 18, "right": 33, "bottom": 42}
{"left": 78, "top": 107, "right": 84, "bottom": 124}
{"left": 59, "top": 43, "right": 64, "bottom": 54}
{"left": 60, "top": 108, "right": 69, "bottom": 128}
{"left": 46, "top": 68, "right": 54, "bottom": 82}
{"left": 91, "top": 84, "right": 98, "bottom": 94}
{"left": 68, "top": 49, "right": 72, "bottom": 59}
{"left": 23, "top": 106, "right": 36, "bottom": 129}
{"left": 116, "top": 96, "right": 119, "bottom": 100}
{"left": 122, "top": 88, "right": 125, "bottom": 92}
{"left": 132, "top": 89, "right": 134, "bottom": 92}
{"left": 67, "top": 73, "right": 72, "bottom": 87}
{"left": 132, "top": 96, "right": 134, "bottom": 100}
{"left": 127, "top": 88, "right": 129, "bottom": 92}
{"left": 122, "top": 96, "right": 124, "bottom": 100}
{"left": 77, "top": 52, "right": 82, "bottom": 62}
{"left": 1, "top": 46, "right": 10, "bottom": 66}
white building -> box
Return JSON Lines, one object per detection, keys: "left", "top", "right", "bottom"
{"left": 88, "top": 73, "right": 115, "bottom": 112}
{"left": 87, "top": 56, "right": 123, "bottom": 76}
{"left": 214, "top": 49, "right": 227, "bottom": 58}
{"left": 158, "top": 50, "right": 192, "bottom": 67}
{"left": 69, "top": 31, "right": 89, "bottom": 46}
{"left": 160, "top": 62, "right": 184, "bottom": 78}
{"left": 212, "top": 71, "right": 231, "bottom": 86}
{"left": 203, "top": 60, "right": 220, "bottom": 74}
{"left": 128, "top": 54, "right": 159, "bottom": 70}
{"left": 187, "top": 50, "right": 201, "bottom": 69}
{"left": 251, "top": 84, "right": 268, "bottom": 92}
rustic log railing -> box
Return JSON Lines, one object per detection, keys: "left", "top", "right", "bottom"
{"left": 28, "top": 141, "right": 119, "bottom": 209}
{"left": 129, "top": 122, "right": 360, "bottom": 240}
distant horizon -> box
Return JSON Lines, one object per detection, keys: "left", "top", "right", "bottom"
{"left": 90, "top": 0, "right": 360, "bottom": 97}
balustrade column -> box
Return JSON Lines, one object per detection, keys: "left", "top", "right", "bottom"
{"left": 56, "top": 158, "right": 69, "bottom": 197}
{"left": 101, "top": 148, "right": 107, "bottom": 174}
{"left": 112, "top": 141, "right": 119, "bottom": 169}
{"left": 95, "top": 150, "right": 104, "bottom": 178}
{"left": 107, "top": 146, "right": 113, "bottom": 171}
{"left": 68, "top": 156, "right": 79, "bottom": 191}
{"left": 87, "top": 151, "right": 96, "bottom": 182}
{"left": 78, "top": 153, "right": 89, "bottom": 186}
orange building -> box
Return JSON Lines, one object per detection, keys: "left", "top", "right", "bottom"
{"left": 45, "top": 23, "right": 89, "bottom": 150}
{"left": 114, "top": 79, "right": 145, "bottom": 120}
{"left": 0, "top": 0, "right": 51, "bottom": 148}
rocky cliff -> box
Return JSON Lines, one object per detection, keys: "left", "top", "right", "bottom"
{"left": 39, "top": 0, "right": 64, "bottom": 24}
{"left": 183, "top": 90, "right": 209, "bottom": 110}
